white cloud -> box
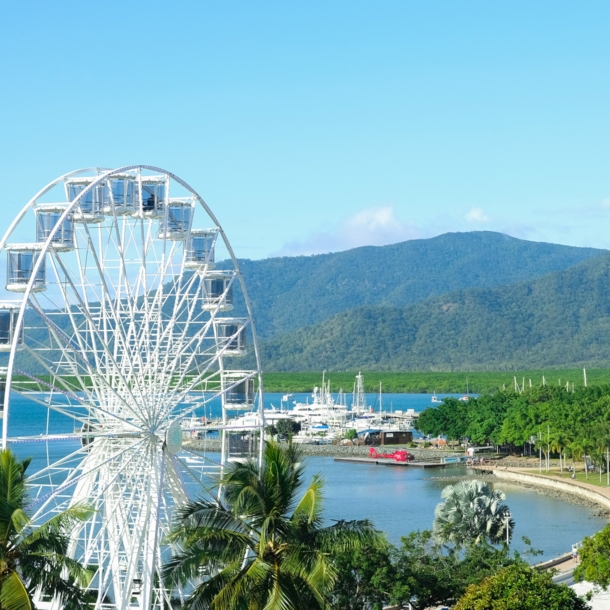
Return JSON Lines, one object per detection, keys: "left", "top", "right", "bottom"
{"left": 465, "top": 207, "right": 492, "bottom": 223}
{"left": 274, "top": 206, "right": 420, "bottom": 256}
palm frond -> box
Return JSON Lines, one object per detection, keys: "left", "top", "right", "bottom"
{"left": 21, "top": 503, "right": 93, "bottom": 551}
{"left": 0, "top": 571, "right": 32, "bottom": 610}
{"left": 291, "top": 474, "right": 324, "bottom": 526}
{"left": 163, "top": 529, "right": 251, "bottom": 584}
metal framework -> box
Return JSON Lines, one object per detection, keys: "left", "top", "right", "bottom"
{"left": 0, "top": 166, "right": 264, "bottom": 609}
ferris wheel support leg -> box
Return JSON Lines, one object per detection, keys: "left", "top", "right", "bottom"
{"left": 140, "top": 447, "right": 166, "bottom": 610}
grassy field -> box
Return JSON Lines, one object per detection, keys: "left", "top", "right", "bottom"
{"left": 261, "top": 369, "right": 610, "bottom": 394}
{"left": 537, "top": 469, "right": 610, "bottom": 488}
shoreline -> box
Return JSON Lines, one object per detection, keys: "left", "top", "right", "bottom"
{"left": 432, "top": 471, "right": 610, "bottom": 517}
{"left": 473, "top": 466, "right": 610, "bottom": 517}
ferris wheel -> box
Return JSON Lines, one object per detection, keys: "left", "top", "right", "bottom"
{"left": 0, "top": 166, "right": 264, "bottom": 609}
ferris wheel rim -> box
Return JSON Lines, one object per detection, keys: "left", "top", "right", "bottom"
{"left": 0, "top": 165, "right": 264, "bottom": 608}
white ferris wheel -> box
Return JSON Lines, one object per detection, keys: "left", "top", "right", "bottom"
{"left": 0, "top": 166, "right": 264, "bottom": 608}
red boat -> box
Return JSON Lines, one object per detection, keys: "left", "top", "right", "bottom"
{"left": 369, "top": 447, "right": 414, "bottom": 462}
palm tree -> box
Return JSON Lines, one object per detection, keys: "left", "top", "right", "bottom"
{"left": 571, "top": 437, "right": 594, "bottom": 479}
{"left": 550, "top": 431, "right": 569, "bottom": 474}
{"left": 0, "top": 449, "right": 93, "bottom": 610}
{"left": 164, "top": 442, "right": 383, "bottom": 609}
{"left": 433, "top": 480, "right": 514, "bottom": 547}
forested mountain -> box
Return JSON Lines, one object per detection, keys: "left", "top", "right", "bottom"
{"left": 7, "top": 232, "right": 607, "bottom": 375}
{"left": 230, "top": 232, "right": 603, "bottom": 339}
{"left": 253, "top": 251, "right": 610, "bottom": 371}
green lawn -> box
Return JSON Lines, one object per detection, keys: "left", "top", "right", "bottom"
{"left": 261, "top": 369, "right": 610, "bottom": 394}
{"left": 536, "top": 469, "right": 610, "bottom": 488}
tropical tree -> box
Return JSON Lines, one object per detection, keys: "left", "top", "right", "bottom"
{"left": 571, "top": 437, "right": 594, "bottom": 479}
{"left": 433, "top": 480, "right": 513, "bottom": 547}
{"left": 164, "top": 442, "right": 383, "bottom": 609}
{"left": 331, "top": 530, "right": 535, "bottom": 610}
{"left": 0, "top": 449, "right": 93, "bottom": 610}
{"left": 550, "top": 430, "right": 570, "bottom": 474}
{"left": 276, "top": 418, "right": 301, "bottom": 439}
{"left": 454, "top": 564, "right": 590, "bottom": 610}
{"left": 574, "top": 524, "right": 610, "bottom": 588}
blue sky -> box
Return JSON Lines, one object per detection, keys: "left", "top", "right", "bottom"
{"left": 2, "top": 1, "right": 610, "bottom": 258}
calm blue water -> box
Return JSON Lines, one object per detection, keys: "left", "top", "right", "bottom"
{"left": 263, "top": 392, "right": 466, "bottom": 413}
{"left": 305, "top": 458, "right": 607, "bottom": 559}
{"left": 4, "top": 393, "right": 607, "bottom": 561}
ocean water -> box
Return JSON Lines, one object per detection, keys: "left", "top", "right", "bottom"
{"left": 4, "top": 392, "right": 606, "bottom": 561}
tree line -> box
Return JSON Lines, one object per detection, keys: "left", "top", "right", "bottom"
{"left": 416, "top": 385, "right": 610, "bottom": 474}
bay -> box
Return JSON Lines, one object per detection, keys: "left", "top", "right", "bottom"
{"left": 4, "top": 392, "right": 607, "bottom": 561}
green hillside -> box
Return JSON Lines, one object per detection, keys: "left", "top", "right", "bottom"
{"left": 254, "top": 252, "right": 610, "bottom": 371}
{"left": 230, "top": 231, "right": 604, "bottom": 339}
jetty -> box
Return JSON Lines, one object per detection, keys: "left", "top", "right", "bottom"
{"left": 334, "top": 457, "right": 445, "bottom": 468}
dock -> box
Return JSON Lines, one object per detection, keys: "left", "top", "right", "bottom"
{"left": 333, "top": 457, "right": 446, "bottom": 468}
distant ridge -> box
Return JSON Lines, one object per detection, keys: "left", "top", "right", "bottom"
{"left": 254, "top": 251, "right": 610, "bottom": 371}
{"left": 9, "top": 232, "right": 607, "bottom": 374}
{"left": 232, "top": 231, "right": 604, "bottom": 340}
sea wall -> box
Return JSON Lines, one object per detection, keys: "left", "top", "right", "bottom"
{"left": 491, "top": 469, "right": 610, "bottom": 511}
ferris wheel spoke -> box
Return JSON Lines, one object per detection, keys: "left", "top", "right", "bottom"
{"left": 170, "top": 371, "right": 258, "bottom": 425}
{"left": 27, "top": 296, "right": 94, "bottom": 386}
{"left": 155, "top": 277, "right": 214, "bottom": 379}
{"left": 160, "top": 369, "right": 223, "bottom": 422}
{"left": 93, "top": 219, "right": 157, "bottom": 388}
{"left": 19, "top": 339, "right": 92, "bottom": 397}
{"left": 154, "top": 323, "right": 218, "bottom": 421}
{"left": 47, "top": 253, "right": 151, "bottom": 424}
{"left": 68, "top": 229, "right": 151, "bottom": 413}
{"left": 11, "top": 364, "right": 145, "bottom": 432}
{"left": 129, "top": 241, "right": 181, "bottom": 378}
{"left": 158, "top": 318, "right": 221, "bottom": 404}
{"left": 164, "top": 275, "right": 238, "bottom": 390}
{"left": 28, "top": 437, "right": 148, "bottom": 519}
{"left": 69, "top": 442, "right": 152, "bottom": 550}
{"left": 172, "top": 451, "right": 220, "bottom": 497}
{"left": 8, "top": 390, "right": 91, "bottom": 429}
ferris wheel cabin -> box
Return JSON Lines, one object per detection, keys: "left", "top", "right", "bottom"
{"left": 202, "top": 270, "right": 234, "bottom": 311}
{"left": 158, "top": 200, "right": 194, "bottom": 240}
{"left": 185, "top": 229, "right": 217, "bottom": 269}
{"left": 105, "top": 175, "right": 137, "bottom": 215}
{"left": 0, "top": 304, "right": 23, "bottom": 352}
{"left": 222, "top": 372, "right": 256, "bottom": 409}
{"left": 65, "top": 178, "right": 106, "bottom": 223}
{"left": 215, "top": 318, "right": 248, "bottom": 356}
{"left": 139, "top": 177, "right": 167, "bottom": 217}
{"left": 36, "top": 205, "right": 75, "bottom": 251}
{"left": 5, "top": 244, "right": 46, "bottom": 292}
